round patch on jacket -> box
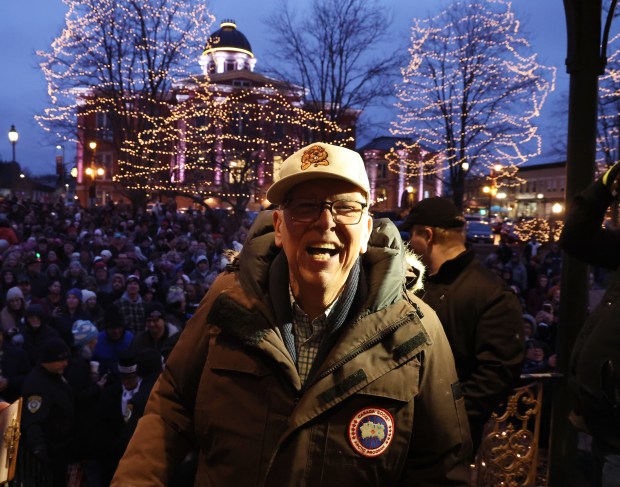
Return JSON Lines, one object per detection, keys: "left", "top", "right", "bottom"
{"left": 348, "top": 407, "right": 394, "bottom": 457}
{"left": 27, "top": 395, "right": 42, "bottom": 414}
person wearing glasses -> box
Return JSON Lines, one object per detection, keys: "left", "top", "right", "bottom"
{"left": 112, "top": 143, "right": 471, "bottom": 486}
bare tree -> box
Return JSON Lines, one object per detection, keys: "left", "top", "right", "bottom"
{"left": 36, "top": 0, "right": 214, "bottom": 208}
{"left": 265, "top": 0, "right": 402, "bottom": 140}
{"left": 391, "top": 0, "right": 556, "bottom": 209}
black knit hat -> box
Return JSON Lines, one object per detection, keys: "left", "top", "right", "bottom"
{"left": 145, "top": 301, "right": 165, "bottom": 319}
{"left": 25, "top": 303, "right": 46, "bottom": 319}
{"left": 40, "top": 337, "right": 69, "bottom": 363}
{"left": 399, "top": 197, "right": 466, "bottom": 231}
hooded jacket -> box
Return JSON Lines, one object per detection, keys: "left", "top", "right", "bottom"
{"left": 560, "top": 180, "right": 620, "bottom": 451}
{"left": 112, "top": 213, "right": 471, "bottom": 486}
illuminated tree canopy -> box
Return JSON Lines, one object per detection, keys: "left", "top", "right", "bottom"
{"left": 117, "top": 79, "right": 351, "bottom": 221}
{"left": 36, "top": 0, "right": 215, "bottom": 205}
{"left": 391, "top": 0, "right": 556, "bottom": 208}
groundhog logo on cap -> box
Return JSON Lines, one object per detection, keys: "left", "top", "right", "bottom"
{"left": 301, "top": 145, "right": 330, "bottom": 170}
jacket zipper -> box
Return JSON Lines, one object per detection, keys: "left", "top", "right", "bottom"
{"left": 299, "top": 311, "right": 416, "bottom": 396}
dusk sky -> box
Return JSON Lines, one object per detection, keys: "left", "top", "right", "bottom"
{"left": 0, "top": 0, "right": 570, "bottom": 175}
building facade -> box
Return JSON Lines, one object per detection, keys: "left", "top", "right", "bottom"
{"left": 73, "top": 20, "right": 357, "bottom": 210}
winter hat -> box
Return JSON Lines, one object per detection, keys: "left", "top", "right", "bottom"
{"left": 145, "top": 301, "right": 165, "bottom": 319}
{"left": 399, "top": 197, "right": 466, "bottom": 231}
{"left": 126, "top": 274, "right": 140, "bottom": 285}
{"left": 6, "top": 286, "right": 23, "bottom": 302}
{"left": 81, "top": 289, "right": 97, "bottom": 303}
{"left": 67, "top": 288, "right": 83, "bottom": 302}
{"left": 166, "top": 286, "right": 185, "bottom": 305}
{"left": 72, "top": 320, "right": 98, "bottom": 347}
{"left": 25, "top": 303, "right": 46, "bottom": 319}
{"left": 117, "top": 350, "right": 138, "bottom": 375}
{"left": 40, "top": 337, "right": 70, "bottom": 363}
{"left": 522, "top": 313, "right": 537, "bottom": 334}
{"left": 17, "top": 274, "right": 31, "bottom": 284}
{"left": 196, "top": 255, "right": 209, "bottom": 265}
{"left": 100, "top": 249, "right": 113, "bottom": 259}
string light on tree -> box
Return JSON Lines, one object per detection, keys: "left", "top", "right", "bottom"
{"left": 597, "top": 32, "right": 620, "bottom": 174}
{"left": 35, "top": 0, "right": 216, "bottom": 208}
{"left": 115, "top": 78, "right": 351, "bottom": 217}
{"left": 390, "top": 0, "right": 555, "bottom": 208}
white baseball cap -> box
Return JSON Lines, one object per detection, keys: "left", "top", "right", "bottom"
{"left": 266, "top": 143, "right": 370, "bottom": 205}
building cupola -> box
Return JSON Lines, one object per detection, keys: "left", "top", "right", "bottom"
{"left": 200, "top": 19, "right": 257, "bottom": 74}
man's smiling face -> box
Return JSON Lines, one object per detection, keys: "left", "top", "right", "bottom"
{"left": 274, "top": 179, "right": 371, "bottom": 308}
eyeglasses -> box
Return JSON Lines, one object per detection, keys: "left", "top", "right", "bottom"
{"left": 285, "top": 198, "right": 367, "bottom": 225}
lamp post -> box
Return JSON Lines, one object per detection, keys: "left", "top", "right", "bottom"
{"left": 56, "top": 144, "right": 66, "bottom": 188}
{"left": 536, "top": 192, "right": 545, "bottom": 218}
{"left": 8, "top": 125, "right": 18, "bottom": 163}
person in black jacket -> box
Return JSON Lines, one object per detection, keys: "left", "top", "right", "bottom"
{"left": 559, "top": 162, "right": 620, "bottom": 487}
{"left": 94, "top": 348, "right": 163, "bottom": 483}
{"left": 0, "top": 329, "right": 31, "bottom": 403}
{"left": 21, "top": 338, "right": 77, "bottom": 487}
{"left": 129, "top": 301, "right": 180, "bottom": 361}
{"left": 20, "top": 303, "right": 61, "bottom": 367}
{"left": 400, "top": 197, "right": 525, "bottom": 455}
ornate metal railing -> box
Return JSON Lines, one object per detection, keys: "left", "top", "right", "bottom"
{"left": 475, "top": 372, "right": 562, "bottom": 487}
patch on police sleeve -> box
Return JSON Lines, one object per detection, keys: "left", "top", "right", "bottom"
{"left": 123, "top": 404, "right": 133, "bottom": 423}
{"left": 27, "top": 395, "right": 42, "bottom": 414}
{"left": 348, "top": 407, "right": 394, "bottom": 457}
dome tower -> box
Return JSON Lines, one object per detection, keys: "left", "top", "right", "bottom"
{"left": 200, "top": 19, "right": 256, "bottom": 75}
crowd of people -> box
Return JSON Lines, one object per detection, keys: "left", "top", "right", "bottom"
{"left": 0, "top": 157, "right": 613, "bottom": 486}
{"left": 484, "top": 239, "right": 564, "bottom": 376}
{"left": 0, "top": 196, "right": 252, "bottom": 486}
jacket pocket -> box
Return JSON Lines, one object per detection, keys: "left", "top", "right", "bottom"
{"left": 207, "top": 341, "right": 272, "bottom": 376}
{"left": 356, "top": 357, "right": 421, "bottom": 402}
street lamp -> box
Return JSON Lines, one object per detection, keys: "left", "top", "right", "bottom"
{"left": 8, "top": 125, "right": 18, "bottom": 163}
{"left": 482, "top": 185, "right": 498, "bottom": 222}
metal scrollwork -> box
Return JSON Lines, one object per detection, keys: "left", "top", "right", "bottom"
{"left": 476, "top": 381, "right": 543, "bottom": 487}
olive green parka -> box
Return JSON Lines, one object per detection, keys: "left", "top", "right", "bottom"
{"left": 112, "top": 214, "right": 471, "bottom": 486}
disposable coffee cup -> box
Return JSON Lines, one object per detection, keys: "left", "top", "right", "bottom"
{"left": 90, "top": 361, "right": 100, "bottom": 374}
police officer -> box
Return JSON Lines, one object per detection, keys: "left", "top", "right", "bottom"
{"left": 21, "top": 337, "right": 76, "bottom": 487}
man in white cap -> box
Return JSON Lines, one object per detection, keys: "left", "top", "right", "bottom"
{"left": 113, "top": 143, "right": 471, "bottom": 485}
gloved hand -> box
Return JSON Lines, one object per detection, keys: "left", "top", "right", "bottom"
{"left": 601, "top": 161, "right": 620, "bottom": 198}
